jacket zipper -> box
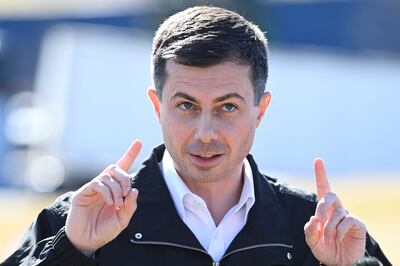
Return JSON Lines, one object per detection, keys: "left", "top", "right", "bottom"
{"left": 130, "top": 239, "right": 209, "bottom": 256}
{"left": 130, "top": 239, "right": 292, "bottom": 265}
{"left": 220, "top": 243, "right": 293, "bottom": 260}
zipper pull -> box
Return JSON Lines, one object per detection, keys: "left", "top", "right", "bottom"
{"left": 212, "top": 262, "right": 220, "bottom": 266}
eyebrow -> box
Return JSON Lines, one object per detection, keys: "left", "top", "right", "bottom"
{"left": 170, "top": 92, "right": 245, "bottom": 103}
{"left": 170, "top": 92, "right": 197, "bottom": 102}
{"left": 214, "top": 93, "right": 245, "bottom": 103}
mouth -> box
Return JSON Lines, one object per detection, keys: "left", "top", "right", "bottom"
{"left": 190, "top": 153, "right": 223, "bottom": 168}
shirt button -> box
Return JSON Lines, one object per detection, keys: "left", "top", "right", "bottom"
{"left": 135, "top": 233, "right": 143, "bottom": 239}
{"left": 194, "top": 199, "right": 201, "bottom": 206}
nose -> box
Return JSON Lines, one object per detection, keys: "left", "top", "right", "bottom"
{"left": 194, "top": 113, "right": 218, "bottom": 143}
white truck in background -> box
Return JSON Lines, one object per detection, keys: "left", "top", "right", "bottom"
{"left": 3, "top": 24, "right": 162, "bottom": 191}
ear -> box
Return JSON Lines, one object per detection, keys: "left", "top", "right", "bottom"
{"left": 147, "top": 87, "right": 161, "bottom": 120}
{"left": 255, "top": 91, "right": 272, "bottom": 128}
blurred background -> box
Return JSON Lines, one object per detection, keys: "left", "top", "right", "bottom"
{"left": 0, "top": 0, "right": 399, "bottom": 263}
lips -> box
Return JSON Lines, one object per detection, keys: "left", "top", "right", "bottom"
{"left": 185, "top": 141, "right": 227, "bottom": 168}
{"left": 194, "top": 154, "right": 219, "bottom": 158}
{"left": 190, "top": 153, "right": 223, "bottom": 168}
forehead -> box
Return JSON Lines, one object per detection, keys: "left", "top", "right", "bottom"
{"left": 163, "top": 61, "right": 253, "bottom": 100}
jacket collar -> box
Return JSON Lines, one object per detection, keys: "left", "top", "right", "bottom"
{"left": 127, "top": 144, "right": 293, "bottom": 252}
{"left": 225, "top": 151, "right": 294, "bottom": 253}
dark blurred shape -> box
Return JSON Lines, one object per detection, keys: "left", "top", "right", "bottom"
{"left": 265, "top": 0, "right": 400, "bottom": 53}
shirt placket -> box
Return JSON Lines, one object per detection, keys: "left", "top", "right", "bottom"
{"left": 208, "top": 227, "right": 225, "bottom": 262}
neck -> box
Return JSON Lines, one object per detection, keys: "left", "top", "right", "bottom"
{"left": 184, "top": 166, "right": 244, "bottom": 226}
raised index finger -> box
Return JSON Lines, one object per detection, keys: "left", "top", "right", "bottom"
{"left": 116, "top": 140, "right": 143, "bottom": 172}
{"left": 314, "top": 158, "right": 332, "bottom": 200}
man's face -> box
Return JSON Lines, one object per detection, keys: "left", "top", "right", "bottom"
{"left": 148, "top": 61, "right": 271, "bottom": 185}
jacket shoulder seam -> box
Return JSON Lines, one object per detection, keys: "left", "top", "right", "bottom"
{"left": 261, "top": 174, "right": 317, "bottom": 203}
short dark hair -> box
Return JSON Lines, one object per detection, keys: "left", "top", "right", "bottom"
{"left": 151, "top": 6, "right": 268, "bottom": 104}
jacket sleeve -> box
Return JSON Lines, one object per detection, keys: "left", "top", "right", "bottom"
{"left": 365, "top": 233, "right": 392, "bottom": 266}
{"left": 1, "top": 193, "right": 96, "bottom": 266}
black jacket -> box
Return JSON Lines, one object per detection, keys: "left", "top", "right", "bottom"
{"left": 1, "top": 145, "right": 391, "bottom": 266}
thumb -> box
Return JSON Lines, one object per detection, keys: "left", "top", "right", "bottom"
{"left": 118, "top": 188, "right": 139, "bottom": 227}
{"left": 304, "top": 216, "right": 322, "bottom": 250}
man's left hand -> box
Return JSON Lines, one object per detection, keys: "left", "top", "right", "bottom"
{"left": 304, "top": 158, "right": 366, "bottom": 266}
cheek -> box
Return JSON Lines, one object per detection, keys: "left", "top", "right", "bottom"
{"left": 235, "top": 124, "right": 256, "bottom": 144}
{"left": 222, "top": 112, "right": 257, "bottom": 134}
{"left": 226, "top": 117, "right": 257, "bottom": 149}
{"left": 160, "top": 112, "right": 193, "bottom": 142}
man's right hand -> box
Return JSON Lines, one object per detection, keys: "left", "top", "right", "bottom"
{"left": 65, "top": 140, "right": 142, "bottom": 256}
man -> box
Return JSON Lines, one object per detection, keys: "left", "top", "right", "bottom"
{"left": 2, "top": 6, "right": 391, "bottom": 266}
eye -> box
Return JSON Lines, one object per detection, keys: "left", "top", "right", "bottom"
{"left": 178, "top": 102, "right": 193, "bottom": 110}
{"left": 222, "top": 103, "right": 236, "bottom": 112}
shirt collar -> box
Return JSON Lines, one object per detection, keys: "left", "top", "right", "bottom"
{"left": 239, "top": 158, "right": 255, "bottom": 219}
{"left": 160, "top": 149, "right": 191, "bottom": 220}
{"left": 160, "top": 149, "right": 255, "bottom": 221}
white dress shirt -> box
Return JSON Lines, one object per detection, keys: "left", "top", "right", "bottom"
{"left": 160, "top": 149, "right": 255, "bottom": 262}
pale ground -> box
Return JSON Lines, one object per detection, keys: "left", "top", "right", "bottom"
{"left": 0, "top": 176, "right": 399, "bottom": 264}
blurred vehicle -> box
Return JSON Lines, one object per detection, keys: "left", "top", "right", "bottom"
{"left": 2, "top": 24, "right": 162, "bottom": 191}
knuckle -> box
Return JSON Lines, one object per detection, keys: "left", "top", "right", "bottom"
{"left": 98, "top": 173, "right": 112, "bottom": 182}
{"left": 108, "top": 163, "right": 118, "bottom": 169}
{"left": 316, "top": 202, "right": 328, "bottom": 214}
{"left": 92, "top": 179, "right": 102, "bottom": 188}
{"left": 94, "top": 181, "right": 107, "bottom": 194}
{"left": 111, "top": 167, "right": 129, "bottom": 181}
{"left": 105, "top": 164, "right": 118, "bottom": 174}
{"left": 345, "top": 215, "right": 357, "bottom": 224}
{"left": 116, "top": 172, "right": 131, "bottom": 186}
{"left": 109, "top": 181, "right": 121, "bottom": 192}
{"left": 326, "top": 192, "right": 337, "bottom": 200}
{"left": 338, "top": 208, "right": 348, "bottom": 216}
{"left": 118, "top": 168, "right": 130, "bottom": 177}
